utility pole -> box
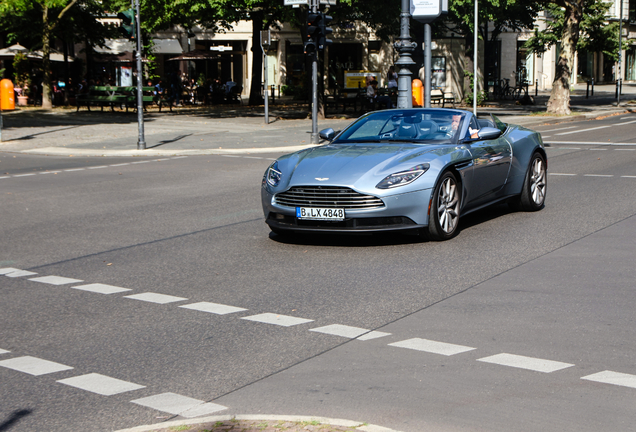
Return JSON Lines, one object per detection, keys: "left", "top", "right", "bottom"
{"left": 474, "top": 0, "right": 478, "bottom": 115}
{"left": 310, "top": 0, "right": 319, "bottom": 144}
{"left": 618, "top": 0, "right": 623, "bottom": 105}
{"left": 134, "top": 0, "right": 145, "bottom": 149}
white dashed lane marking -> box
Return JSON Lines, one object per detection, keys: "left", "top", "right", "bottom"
{"left": 71, "top": 283, "right": 132, "bottom": 294}
{"left": 555, "top": 125, "right": 611, "bottom": 135}
{"left": 179, "top": 301, "right": 247, "bottom": 315}
{"left": 0, "top": 268, "right": 22, "bottom": 275}
{"left": 581, "top": 371, "right": 636, "bottom": 389}
{"left": 4, "top": 270, "right": 37, "bottom": 277}
{"left": 357, "top": 331, "right": 392, "bottom": 341}
{"left": 477, "top": 353, "right": 574, "bottom": 373}
{"left": 124, "top": 292, "right": 188, "bottom": 304}
{"left": 0, "top": 356, "right": 73, "bottom": 376}
{"left": 388, "top": 338, "right": 476, "bottom": 356}
{"left": 57, "top": 373, "right": 145, "bottom": 396}
{"left": 131, "top": 392, "right": 227, "bottom": 418}
{"left": 28, "top": 276, "right": 84, "bottom": 285}
{"left": 310, "top": 324, "right": 392, "bottom": 340}
{"left": 0, "top": 157, "right": 187, "bottom": 180}
{"left": 241, "top": 313, "right": 314, "bottom": 327}
{"left": 311, "top": 324, "right": 369, "bottom": 339}
{"left": 584, "top": 174, "right": 613, "bottom": 177}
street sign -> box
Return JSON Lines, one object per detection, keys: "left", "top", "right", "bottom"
{"left": 284, "top": 0, "right": 336, "bottom": 5}
{"left": 410, "top": 0, "right": 447, "bottom": 23}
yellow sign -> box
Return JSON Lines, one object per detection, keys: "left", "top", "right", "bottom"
{"left": 344, "top": 70, "right": 380, "bottom": 89}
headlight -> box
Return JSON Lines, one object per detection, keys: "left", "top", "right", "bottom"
{"left": 265, "top": 161, "right": 282, "bottom": 187}
{"left": 376, "top": 163, "right": 430, "bottom": 189}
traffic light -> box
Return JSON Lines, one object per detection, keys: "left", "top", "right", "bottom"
{"left": 317, "top": 14, "right": 333, "bottom": 50}
{"left": 304, "top": 12, "right": 320, "bottom": 54}
{"left": 117, "top": 9, "right": 136, "bottom": 40}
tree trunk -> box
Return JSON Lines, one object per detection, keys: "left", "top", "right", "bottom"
{"left": 546, "top": 0, "right": 583, "bottom": 115}
{"left": 42, "top": 5, "right": 53, "bottom": 109}
{"left": 249, "top": 12, "right": 264, "bottom": 106}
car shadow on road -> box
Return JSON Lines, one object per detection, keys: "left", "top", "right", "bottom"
{"left": 268, "top": 203, "right": 517, "bottom": 247}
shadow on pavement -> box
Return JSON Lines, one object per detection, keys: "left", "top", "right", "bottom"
{"left": 0, "top": 409, "right": 33, "bottom": 432}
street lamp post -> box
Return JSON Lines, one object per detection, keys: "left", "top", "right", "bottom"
{"left": 395, "top": 0, "right": 417, "bottom": 108}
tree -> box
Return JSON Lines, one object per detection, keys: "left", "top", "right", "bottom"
{"left": 436, "top": 0, "right": 547, "bottom": 98}
{"left": 0, "top": 0, "right": 81, "bottom": 109}
{"left": 524, "top": 0, "right": 618, "bottom": 114}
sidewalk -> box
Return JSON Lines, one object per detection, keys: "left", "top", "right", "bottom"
{"left": 0, "top": 83, "right": 634, "bottom": 157}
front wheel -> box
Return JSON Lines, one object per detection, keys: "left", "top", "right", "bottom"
{"left": 513, "top": 152, "right": 547, "bottom": 211}
{"left": 426, "top": 171, "right": 461, "bottom": 241}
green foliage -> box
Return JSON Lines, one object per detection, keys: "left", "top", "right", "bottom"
{"left": 439, "top": 0, "right": 548, "bottom": 43}
{"left": 12, "top": 52, "right": 31, "bottom": 96}
{"left": 524, "top": 0, "right": 619, "bottom": 61}
{"left": 463, "top": 70, "right": 486, "bottom": 105}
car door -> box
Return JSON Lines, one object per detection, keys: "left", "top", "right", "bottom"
{"left": 465, "top": 117, "right": 512, "bottom": 206}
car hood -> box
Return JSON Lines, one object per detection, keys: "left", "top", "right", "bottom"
{"left": 278, "top": 142, "right": 457, "bottom": 190}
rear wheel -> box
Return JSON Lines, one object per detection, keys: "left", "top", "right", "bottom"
{"left": 426, "top": 171, "right": 461, "bottom": 241}
{"left": 512, "top": 152, "right": 547, "bottom": 211}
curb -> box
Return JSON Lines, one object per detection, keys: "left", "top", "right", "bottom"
{"left": 13, "top": 144, "right": 320, "bottom": 157}
{"left": 113, "top": 414, "right": 402, "bottom": 432}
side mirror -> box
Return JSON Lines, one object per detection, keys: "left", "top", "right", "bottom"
{"left": 319, "top": 128, "right": 336, "bottom": 141}
{"left": 477, "top": 127, "right": 502, "bottom": 140}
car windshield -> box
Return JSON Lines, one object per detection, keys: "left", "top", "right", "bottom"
{"left": 334, "top": 109, "right": 467, "bottom": 145}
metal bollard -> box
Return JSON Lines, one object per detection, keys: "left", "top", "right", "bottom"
{"left": 535, "top": 79, "right": 538, "bottom": 97}
{"left": 271, "top": 85, "right": 275, "bottom": 104}
{"left": 616, "top": 80, "right": 619, "bottom": 99}
{"left": 587, "top": 81, "right": 591, "bottom": 99}
{"left": 591, "top": 78, "right": 594, "bottom": 96}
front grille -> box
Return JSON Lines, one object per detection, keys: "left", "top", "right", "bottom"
{"left": 274, "top": 186, "right": 384, "bottom": 210}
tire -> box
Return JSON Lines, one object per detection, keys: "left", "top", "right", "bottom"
{"left": 514, "top": 152, "right": 547, "bottom": 211}
{"left": 426, "top": 171, "right": 461, "bottom": 241}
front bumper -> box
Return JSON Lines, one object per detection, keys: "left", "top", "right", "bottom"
{"left": 261, "top": 187, "right": 433, "bottom": 233}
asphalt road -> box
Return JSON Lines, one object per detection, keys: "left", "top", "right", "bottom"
{"left": 1, "top": 113, "right": 636, "bottom": 432}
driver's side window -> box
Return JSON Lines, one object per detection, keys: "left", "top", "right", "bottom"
{"left": 465, "top": 116, "right": 480, "bottom": 140}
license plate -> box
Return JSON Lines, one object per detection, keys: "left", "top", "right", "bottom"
{"left": 296, "top": 207, "right": 345, "bottom": 221}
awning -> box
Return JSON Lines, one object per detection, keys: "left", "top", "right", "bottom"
{"left": 167, "top": 49, "right": 221, "bottom": 61}
{"left": 93, "top": 39, "right": 134, "bottom": 55}
{"left": 152, "top": 39, "right": 183, "bottom": 54}
{"left": 0, "top": 44, "right": 73, "bottom": 62}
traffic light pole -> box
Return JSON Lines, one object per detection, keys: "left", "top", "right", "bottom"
{"left": 310, "top": 0, "right": 319, "bottom": 144}
{"left": 134, "top": 0, "right": 145, "bottom": 150}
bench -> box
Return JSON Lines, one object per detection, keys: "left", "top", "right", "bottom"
{"left": 430, "top": 89, "right": 456, "bottom": 108}
{"left": 76, "top": 86, "right": 162, "bottom": 112}
{"left": 325, "top": 88, "right": 361, "bottom": 113}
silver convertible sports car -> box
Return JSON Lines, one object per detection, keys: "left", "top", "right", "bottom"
{"left": 261, "top": 108, "right": 547, "bottom": 241}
